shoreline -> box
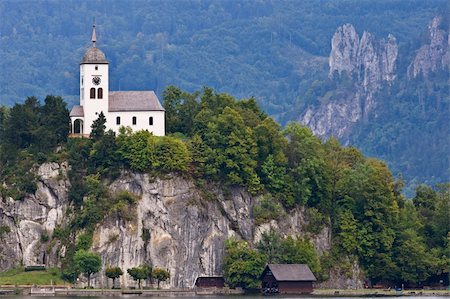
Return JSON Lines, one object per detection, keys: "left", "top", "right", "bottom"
{"left": 0, "top": 287, "right": 448, "bottom": 297}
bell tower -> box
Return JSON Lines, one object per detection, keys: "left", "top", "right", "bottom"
{"left": 79, "top": 23, "right": 109, "bottom": 134}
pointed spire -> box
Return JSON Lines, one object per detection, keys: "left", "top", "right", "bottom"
{"left": 91, "top": 21, "right": 97, "bottom": 47}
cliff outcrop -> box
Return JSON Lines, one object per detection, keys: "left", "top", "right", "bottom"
{"left": 408, "top": 16, "right": 449, "bottom": 79}
{"left": 302, "top": 23, "right": 398, "bottom": 141}
{"left": 0, "top": 162, "right": 363, "bottom": 289}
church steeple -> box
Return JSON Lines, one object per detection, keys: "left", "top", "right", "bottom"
{"left": 91, "top": 23, "right": 97, "bottom": 47}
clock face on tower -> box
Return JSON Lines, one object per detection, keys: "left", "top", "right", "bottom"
{"left": 92, "top": 76, "right": 101, "bottom": 85}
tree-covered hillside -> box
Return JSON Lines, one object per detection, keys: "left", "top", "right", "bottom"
{"left": 0, "top": 86, "right": 448, "bottom": 287}
{"left": 1, "top": 0, "right": 448, "bottom": 194}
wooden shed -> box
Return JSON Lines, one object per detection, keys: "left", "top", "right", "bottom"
{"left": 194, "top": 276, "right": 225, "bottom": 289}
{"left": 260, "top": 264, "right": 316, "bottom": 294}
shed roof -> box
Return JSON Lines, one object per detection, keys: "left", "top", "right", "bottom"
{"left": 70, "top": 105, "right": 84, "bottom": 117}
{"left": 109, "top": 91, "right": 164, "bottom": 112}
{"left": 263, "top": 264, "right": 316, "bottom": 282}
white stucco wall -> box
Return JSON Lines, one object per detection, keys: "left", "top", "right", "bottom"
{"left": 107, "top": 110, "right": 165, "bottom": 136}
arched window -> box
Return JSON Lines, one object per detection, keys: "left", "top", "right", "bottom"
{"left": 116, "top": 116, "right": 121, "bottom": 125}
{"left": 90, "top": 88, "right": 96, "bottom": 99}
{"left": 149, "top": 117, "right": 153, "bottom": 126}
{"left": 98, "top": 88, "right": 103, "bottom": 99}
{"left": 132, "top": 116, "right": 137, "bottom": 125}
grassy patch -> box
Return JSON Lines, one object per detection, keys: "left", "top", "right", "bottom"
{"left": 0, "top": 267, "right": 65, "bottom": 285}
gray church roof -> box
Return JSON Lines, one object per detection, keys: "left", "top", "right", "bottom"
{"left": 109, "top": 91, "right": 165, "bottom": 112}
{"left": 69, "top": 105, "right": 84, "bottom": 117}
{"left": 263, "top": 264, "right": 317, "bottom": 281}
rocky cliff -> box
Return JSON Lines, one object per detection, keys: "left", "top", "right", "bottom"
{"left": 301, "top": 23, "right": 398, "bottom": 141}
{"left": 0, "top": 162, "right": 363, "bottom": 289}
{"left": 407, "top": 16, "right": 449, "bottom": 79}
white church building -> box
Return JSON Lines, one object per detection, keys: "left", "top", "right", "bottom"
{"left": 70, "top": 25, "right": 165, "bottom": 136}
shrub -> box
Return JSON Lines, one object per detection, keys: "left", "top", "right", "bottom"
{"left": 253, "top": 195, "right": 282, "bottom": 225}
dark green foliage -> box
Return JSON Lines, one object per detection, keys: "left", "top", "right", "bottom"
{"left": 252, "top": 195, "right": 282, "bottom": 226}
{"left": 38, "top": 95, "right": 70, "bottom": 149}
{"left": 152, "top": 268, "right": 170, "bottom": 289}
{"left": 284, "top": 123, "right": 331, "bottom": 211}
{"left": 163, "top": 85, "right": 200, "bottom": 135}
{"left": 105, "top": 267, "right": 123, "bottom": 288}
{"left": 153, "top": 136, "right": 191, "bottom": 172}
{"left": 74, "top": 249, "right": 102, "bottom": 288}
{"left": 90, "top": 112, "right": 107, "bottom": 141}
{"left": 117, "top": 129, "right": 155, "bottom": 172}
{"left": 89, "top": 130, "right": 120, "bottom": 178}
{"left": 0, "top": 95, "right": 69, "bottom": 200}
{"left": 256, "top": 231, "right": 322, "bottom": 277}
{"left": 223, "top": 239, "right": 267, "bottom": 289}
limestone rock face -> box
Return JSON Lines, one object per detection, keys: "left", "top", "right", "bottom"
{"left": 0, "top": 164, "right": 351, "bottom": 289}
{"left": 0, "top": 162, "right": 70, "bottom": 270}
{"left": 329, "top": 24, "right": 360, "bottom": 76}
{"left": 91, "top": 173, "right": 332, "bottom": 289}
{"left": 408, "top": 16, "right": 449, "bottom": 79}
{"left": 303, "top": 23, "right": 399, "bottom": 141}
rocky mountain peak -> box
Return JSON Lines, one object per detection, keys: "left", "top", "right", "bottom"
{"left": 329, "top": 25, "right": 398, "bottom": 90}
{"left": 329, "top": 23, "right": 359, "bottom": 76}
{"left": 302, "top": 24, "right": 399, "bottom": 141}
{"left": 408, "top": 16, "right": 449, "bottom": 79}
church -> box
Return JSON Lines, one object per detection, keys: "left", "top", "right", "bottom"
{"left": 70, "top": 25, "right": 165, "bottom": 136}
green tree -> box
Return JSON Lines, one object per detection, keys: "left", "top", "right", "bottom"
{"left": 73, "top": 249, "right": 102, "bottom": 288}
{"left": 284, "top": 123, "right": 331, "bottom": 211}
{"left": 38, "top": 95, "right": 70, "bottom": 150}
{"left": 163, "top": 85, "right": 200, "bottom": 135}
{"left": 153, "top": 136, "right": 191, "bottom": 172}
{"left": 278, "top": 236, "right": 321, "bottom": 276}
{"left": 90, "top": 111, "right": 107, "bottom": 141}
{"left": 252, "top": 195, "right": 282, "bottom": 226}
{"left": 336, "top": 159, "right": 398, "bottom": 282}
{"left": 4, "top": 96, "right": 40, "bottom": 151}
{"left": 127, "top": 266, "right": 149, "bottom": 289}
{"left": 223, "top": 239, "right": 266, "bottom": 289}
{"left": 117, "top": 129, "right": 155, "bottom": 171}
{"left": 105, "top": 266, "right": 123, "bottom": 289}
{"left": 392, "top": 228, "right": 435, "bottom": 284}
{"left": 203, "top": 107, "right": 259, "bottom": 187}
{"left": 256, "top": 229, "right": 282, "bottom": 263}
{"left": 89, "top": 130, "right": 120, "bottom": 177}
{"left": 152, "top": 268, "right": 170, "bottom": 289}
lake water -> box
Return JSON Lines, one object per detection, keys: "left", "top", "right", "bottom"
{"left": 1, "top": 296, "right": 447, "bottom": 299}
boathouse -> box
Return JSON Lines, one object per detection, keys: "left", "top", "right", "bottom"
{"left": 194, "top": 276, "right": 225, "bottom": 289}
{"left": 260, "top": 264, "right": 316, "bottom": 294}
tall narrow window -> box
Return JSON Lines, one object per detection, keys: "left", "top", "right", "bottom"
{"left": 98, "top": 88, "right": 103, "bottom": 99}
{"left": 116, "top": 116, "right": 121, "bottom": 125}
{"left": 149, "top": 117, "right": 153, "bottom": 126}
{"left": 90, "top": 88, "right": 95, "bottom": 99}
{"left": 95, "top": 66, "right": 98, "bottom": 71}
{"left": 132, "top": 116, "right": 137, "bottom": 125}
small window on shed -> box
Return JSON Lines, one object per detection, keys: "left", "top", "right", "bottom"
{"left": 116, "top": 117, "right": 121, "bottom": 125}
{"left": 149, "top": 117, "right": 153, "bottom": 126}
{"left": 132, "top": 116, "right": 137, "bottom": 125}
{"left": 90, "top": 88, "right": 95, "bottom": 99}
{"left": 98, "top": 88, "right": 103, "bottom": 99}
